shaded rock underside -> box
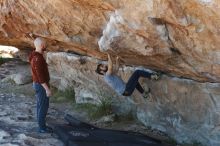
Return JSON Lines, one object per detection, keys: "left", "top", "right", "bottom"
{"left": 0, "top": 0, "right": 220, "bottom": 82}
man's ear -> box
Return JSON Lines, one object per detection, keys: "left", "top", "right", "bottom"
{"left": 40, "top": 44, "right": 43, "bottom": 49}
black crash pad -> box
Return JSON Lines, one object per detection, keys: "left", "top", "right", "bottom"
{"left": 65, "top": 114, "right": 97, "bottom": 130}
{"left": 53, "top": 114, "right": 171, "bottom": 146}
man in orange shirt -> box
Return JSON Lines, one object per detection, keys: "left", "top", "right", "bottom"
{"left": 29, "top": 37, "right": 52, "bottom": 133}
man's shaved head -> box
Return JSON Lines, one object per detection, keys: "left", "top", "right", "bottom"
{"left": 34, "top": 37, "right": 46, "bottom": 51}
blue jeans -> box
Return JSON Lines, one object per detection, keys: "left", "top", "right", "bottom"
{"left": 33, "top": 83, "right": 49, "bottom": 130}
{"left": 123, "top": 70, "right": 152, "bottom": 96}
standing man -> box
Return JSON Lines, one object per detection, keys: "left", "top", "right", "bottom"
{"left": 29, "top": 37, "right": 52, "bottom": 133}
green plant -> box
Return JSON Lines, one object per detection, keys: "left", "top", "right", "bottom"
{"left": 182, "top": 141, "right": 203, "bottom": 146}
{"left": 73, "top": 92, "right": 113, "bottom": 119}
{"left": 93, "top": 95, "right": 113, "bottom": 118}
{"left": 192, "top": 141, "right": 202, "bottom": 146}
{"left": 165, "top": 138, "right": 178, "bottom": 145}
{"left": 0, "top": 57, "right": 5, "bottom": 65}
{"left": 52, "top": 87, "right": 75, "bottom": 103}
{"left": 0, "top": 56, "right": 12, "bottom": 65}
{"left": 91, "top": 91, "right": 113, "bottom": 117}
{"left": 74, "top": 103, "right": 98, "bottom": 116}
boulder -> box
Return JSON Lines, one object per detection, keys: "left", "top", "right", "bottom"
{"left": 10, "top": 73, "right": 32, "bottom": 85}
{"left": 48, "top": 52, "right": 220, "bottom": 146}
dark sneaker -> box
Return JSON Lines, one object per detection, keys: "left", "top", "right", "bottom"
{"left": 46, "top": 126, "right": 53, "bottom": 132}
{"left": 38, "top": 126, "right": 53, "bottom": 133}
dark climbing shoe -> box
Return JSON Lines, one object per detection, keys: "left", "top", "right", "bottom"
{"left": 151, "top": 73, "right": 161, "bottom": 80}
{"left": 142, "top": 88, "right": 151, "bottom": 99}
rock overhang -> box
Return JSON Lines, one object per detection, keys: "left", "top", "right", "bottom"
{"left": 0, "top": 0, "right": 220, "bottom": 82}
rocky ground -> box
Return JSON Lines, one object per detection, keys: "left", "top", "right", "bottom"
{"left": 0, "top": 59, "right": 185, "bottom": 146}
{"left": 0, "top": 59, "right": 65, "bottom": 146}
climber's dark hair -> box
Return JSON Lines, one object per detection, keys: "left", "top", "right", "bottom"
{"left": 96, "top": 64, "right": 107, "bottom": 75}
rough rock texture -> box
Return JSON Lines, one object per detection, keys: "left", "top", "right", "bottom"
{"left": 99, "top": 0, "right": 220, "bottom": 82}
{"left": 1, "top": 0, "right": 220, "bottom": 145}
{"left": 0, "top": 93, "right": 64, "bottom": 146}
{"left": 10, "top": 73, "right": 32, "bottom": 85}
{"left": 137, "top": 78, "right": 220, "bottom": 146}
{"left": 47, "top": 52, "right": 129, "bottom": 106}
{"left": 1, "top": 0, "right": 220, "bottom": 82}
{"left": 48, "top": 52, "right": 220, "bottom": 146}
{"left": 0, "top": 0, "right": 110, "bottom": 59}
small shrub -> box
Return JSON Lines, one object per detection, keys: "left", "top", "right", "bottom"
{"left": 52, "top": 87, "right": 75, "bottom": 103}
{"left": 192, "top": 141, "right": 202, "bottom": 146}
{"left": 73, "top": 93, "right": 113, "bottom": 119}
{"left": 0, "top": 57, "right": 12, "bottom": 65}
{"left": 165, "top": 138, "right": 177, "bottom": 145}
{"left": 0, "top": 57, "right": 6, "bottom": 65}
{"left": 181, "top": 141, "right": 203, "bottom": 146}
{"left": 92, "top": 96, "right": 113, "bottom": 118}
{"left": 74, "top": 103, "right": 98, "bottom": 116}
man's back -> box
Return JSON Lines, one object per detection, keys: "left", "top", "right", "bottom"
{"left": 104, "top": 73, "right": 126, "bottom": 95}
{"left": 29, "top": 51, "right": 50, "bottom": 84}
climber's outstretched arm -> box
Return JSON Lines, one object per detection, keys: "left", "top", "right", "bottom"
{"left": 115, "top": 56, "right": 120, "bottom": 74}
{"left": 106, "top": 53, "right": 113, "bottom": 75}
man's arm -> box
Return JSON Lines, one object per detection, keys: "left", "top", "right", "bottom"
{"left": 115, "top": 56, "right": 120, "bottom": 74}
{"left": 41, "top": 83, "right": 52, "bottom": 97}
{"left": 106, "top": 53, "right": 113, "bottom": 75}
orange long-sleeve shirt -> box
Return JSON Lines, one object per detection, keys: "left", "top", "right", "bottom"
{"left": 29, "top": 51, "right": 50, "bottom": 85}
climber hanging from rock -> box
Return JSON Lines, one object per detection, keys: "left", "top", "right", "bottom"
{"left": 95, "top": 53, "right": 160, "bottom": 98}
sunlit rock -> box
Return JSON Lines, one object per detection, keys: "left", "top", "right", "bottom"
{"left": 0, "top": 0, "right": 220, "bottom": 82}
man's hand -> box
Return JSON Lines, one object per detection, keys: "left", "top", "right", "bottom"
{"left": 46, "top": 88, "right": 52, "bottom": 97}
{"left": 41, "top": 83, "right": 52, "bottom": 97}
{"left": 116, "top": 56, "right": 119, "bottom": 60}
{"left": 115, "top": 56, "right": 120, "bottom": 73}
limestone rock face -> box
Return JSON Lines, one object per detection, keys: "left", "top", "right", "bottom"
{"left": 1, "top": 0, "right": 220, "bottom": 82}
